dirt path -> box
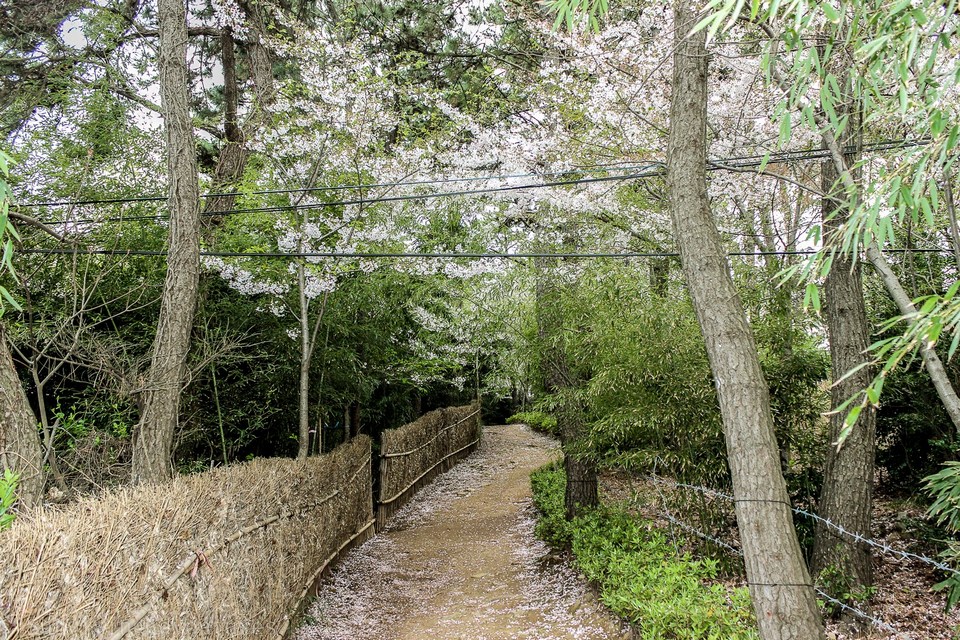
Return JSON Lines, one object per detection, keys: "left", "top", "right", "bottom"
{"left": 294, "top": 424, "right": 629, "bottom": 640}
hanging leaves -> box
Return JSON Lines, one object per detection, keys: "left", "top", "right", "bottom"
{"left": 0, "top": 149, "right": 20, "bottom": 316}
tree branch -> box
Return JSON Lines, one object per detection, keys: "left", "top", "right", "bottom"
{"left": 95, "top": 78, "right": 223, "bottom": 139}
{"left": 9, "top": 212, "right": 67, "bottom": 242}
{"left": 708, "top": 160, "right": 826, "bottom": 198}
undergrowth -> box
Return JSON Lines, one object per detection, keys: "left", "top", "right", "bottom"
{"left": 0, "top": 470, "right": 18, "bottom": 531}
{"left": 506, "top": 411, "right": 558, "bottom": 436}
{"left": 530, "top": 462, "right": 757, "bottom": 639}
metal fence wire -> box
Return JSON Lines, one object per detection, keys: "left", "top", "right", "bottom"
{"left": 641, "top": 464, "right": 959, "bottom": 634}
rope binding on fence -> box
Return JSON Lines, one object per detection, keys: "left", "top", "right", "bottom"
{"left": 106, "top": 452, "right": 373, "bottom": 640}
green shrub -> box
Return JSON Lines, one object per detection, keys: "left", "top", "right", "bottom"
{"left": 924, "top": 461, "right": 960, "bottom": 610}
{"left": 530, "top": 463, "right": 757, "bottom": 639}
{"left": 816, "top": 562, "right": 877, "bottom": 618}
{"left": 530, "top": 461, "right": 573, "bottom": 546}
{"left": 0, "top": 470, "right": 18, "bottom": 531}
{"left": 507, "top": 411, "right": 558, "bottom": 436}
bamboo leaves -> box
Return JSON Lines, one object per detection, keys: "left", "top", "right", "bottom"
{"left": 0, "top": 150, "right": 20, "bottom": 316}
{"left": 544, "top": 0, "right": 609, "bottom": 32}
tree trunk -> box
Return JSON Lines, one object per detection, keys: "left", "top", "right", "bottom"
{"left": 562, "top": 410, "right": 597, "bottom": 519}
{"left": 649, "top": 256, "right": 669, "bottom": 297}
{"left": 0, "top": 323, "right": 43, "bottom": 507}
{"left": 203, "top": 9, "right": 276, "bottom": 225}
{"left": 295, "top": 229, "right": 329, "bottom": 458}
{"left": 297, "top": 259, "right": 311, "bottom": 460}
{"left": 812, "top": 75, "right": 875, "bottom": 593}
{"left": 350, "top": 402, "right": 361, "bottom": 438}
{"left": 221, "top": 27, "right": 240, "bottom": 145}
{"left": 131, "top": 0, "right": 201, "bottom": 484}
{"left": 533, "top": 256, "right": 598, "bottom": 520}
{"left": 201, "top": 29, "right": 246, "bottom": 220}
{"left": 667, "top": 5, "right": 824, "bottom": 639}
{"left": 945, "top": 170, "right": 960, "bottom": 274}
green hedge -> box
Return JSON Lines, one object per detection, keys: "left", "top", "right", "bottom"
{"left": 530, "top": 462, "right": 757, "bottom": 640}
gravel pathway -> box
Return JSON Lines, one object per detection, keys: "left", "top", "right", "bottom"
{"left": 294, "top": 424, "right": 629, "bottom": 640}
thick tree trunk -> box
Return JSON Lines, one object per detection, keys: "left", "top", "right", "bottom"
{"left": 0, "top": 323, "right": 43, "bottom": 507}
{"left": 667, "top": 6, "right": 824, "bottom": 639}
{"left": 562, "top": 413, "right": 597, "bottom": 518}
{"left": 203, "top": 10, "right": 276, "bottom": 224}
{"left": 202, "top": 27, "right": 246, "bottom": 219}
{"left": 221, "top": 27, "right": 240, "bottom": 144}
{"left": 131, "top": 0, "right": 201, "bottom": 484}
{"left": 812, "top": 85, "right": 875, "bottom": 592}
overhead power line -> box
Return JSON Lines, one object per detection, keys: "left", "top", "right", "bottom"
{"left": 20, "top": 137, "right": 929, "bottom": 216}
{"left": 37, "top": 168, "right": 664, "bottom": 226}
{"left": 19, "top": 162, "right": 664, "bottom": 209}
{"left": 200, "top": 138, "right": 917, "bottom": 218}
{"left": 16, "top": 247, "right": 951, "bottom": 260}
{"left": 25, "top": 137, "right": 930, "bottom": 229}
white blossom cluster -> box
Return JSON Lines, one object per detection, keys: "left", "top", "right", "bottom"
{"left": 202, "top": 256, "right": 288, "bottom": 296}
{"left": 209, "top": 0, "right": 249, "bottom": 38}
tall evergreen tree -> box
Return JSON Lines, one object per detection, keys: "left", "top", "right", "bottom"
{"left": 132, "top": 0, "right": 202, "bottom": 483}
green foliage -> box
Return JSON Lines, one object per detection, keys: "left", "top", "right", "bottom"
{"left": 551, "top": 260, "right": 730, "bottom": 486}
{"left": 506, "top": 411, "right": 558, "bottom": 435}
{"left": 0, "top": 470, "right": 18, "bottom": 531}
{"left": 530, "top": 463, "right": 758, "bottom": 639}
{"left": 866, "top": 273, "right": 960, "bottom": 488}
{"left": 530, "top": 461, "right": 573, "bottom": 546}
{"left": 927, "top": 462, "right": 960, "bottom": 532}
{"left": 699, "top": 0, "right": 960, "bottom": 434}
{"left": 0, "top": 148, "right": 20, "bottom": 315}
{"left": 875, "top": 367, "right": 959, "bottom": 488}
{"left": 924, "top": 462, "right": 960, "bottom": 611}
{"left": 817, "top": 562, "right": 877, "bottom": 618}
{"left": 530, "top": 255, "right": 828, "bottom": 567}
{"left": 0, "top": 0, "right": 534, "bottom": 483}
{"left": 544, "top": 0, "right": 609, "bottom": 32}
{"left": 52, "top": 401, "right": 132, "bottom": 451}
{"left": 761, "top": 343, "right": 829, "bottom": 511}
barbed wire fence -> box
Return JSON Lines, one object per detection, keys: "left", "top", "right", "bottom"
{"left": 635, "top": 461, "right": 960, "bottom": 635}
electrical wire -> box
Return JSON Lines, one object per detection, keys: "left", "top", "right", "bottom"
{"left": 15, "top": 247, "right": 951, "bottom": 259}
{"left": 26, "top": 137, "right": 931, "bottom": 228}
{"left": 36, "top": 168, "right": 665, "bottom": 226}
{"left": 19, "top": 162, "right": 665, "bottom": 209}
{"left": 18, "top": 137, "right": 929, "bottom": 215}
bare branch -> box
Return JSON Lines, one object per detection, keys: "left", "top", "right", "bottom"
{"left": 708, "top": 161, "right": 826, "bottom": 197}
{"left": 9, "top": 212, "right": 68, "bottom": 242}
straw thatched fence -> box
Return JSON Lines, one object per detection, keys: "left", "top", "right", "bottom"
{"left": 377, "top": 402, "right": 481, "bottom": 527}
{"left": 0, "top": 436, "right": 374, "bottom": 640}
